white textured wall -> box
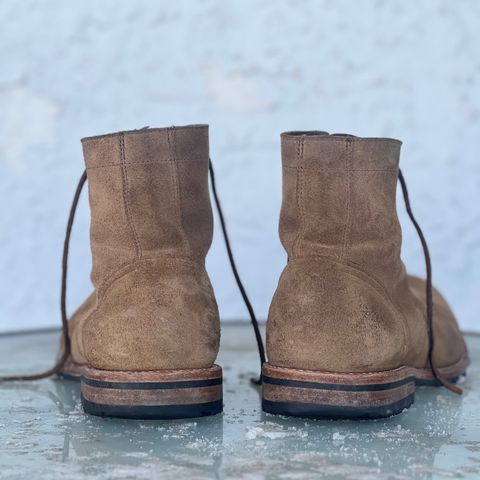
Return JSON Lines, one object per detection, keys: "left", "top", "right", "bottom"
{"left": 0, "top": 0, "right": 479, "bottom": 333}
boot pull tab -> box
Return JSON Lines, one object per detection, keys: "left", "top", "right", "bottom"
{"left": 398, "top": 169, "right": 462, "bottom": 395}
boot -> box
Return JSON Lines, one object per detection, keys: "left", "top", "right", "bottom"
{"left": 62, "top": 125, "right": 222, "bottom": 419}
{"left": 263, "top": 131, "right": 469, "bottom": 419}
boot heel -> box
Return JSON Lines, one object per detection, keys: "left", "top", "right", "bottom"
{"left": 80, "top": 365, "right": 223, "bottom": 419}
{"left": 262, "top": 363, "right": 415, "bottom": 419}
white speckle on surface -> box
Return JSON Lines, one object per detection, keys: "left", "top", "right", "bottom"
{"left": 246, "top": 422, "right": 308, "bottom": 440}
{"left": 332, "top": 432, "right": 347, "bottom": 442}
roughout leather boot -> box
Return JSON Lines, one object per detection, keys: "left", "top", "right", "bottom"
{"left": 262, "top": 131, "right": 469, "bottom": 419}
{"left": 62, "top": 125, "right": 222, "bottom": 419}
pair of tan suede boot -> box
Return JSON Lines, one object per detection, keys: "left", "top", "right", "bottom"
{"left": 1, "top": 125, "right": 468, "bottom": 420}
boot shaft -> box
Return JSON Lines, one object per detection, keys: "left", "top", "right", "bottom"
{"left": 279, "top": 132, "right": 404, "bottom": 286}
{"left": 81, "top": 125, "right": 213, "bottom": 286}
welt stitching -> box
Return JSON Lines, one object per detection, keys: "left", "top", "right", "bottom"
{"left": 82, "top": 365, "right": 219, "bottom": 375}
{"left": 265, "top": 363, "right": 409, "bottom": 377}
{"left": 263, "top": 355, "right": 467, "bottom": 376}
{"left": 266, "top": 364, "right": 413, "bottom": 378}
{"left": 119, "top": 133, "right": 142, "bottom": 258}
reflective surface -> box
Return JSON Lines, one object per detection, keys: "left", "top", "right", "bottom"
{"left": 0, "top": 326, "right": 478, "bottom": 479}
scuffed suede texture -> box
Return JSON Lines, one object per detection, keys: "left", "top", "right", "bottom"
{"left": 267, "top": 132, "right": 467, "bottom": 373}
{"left": 68, "top": 125, "right": 220, "bottom": 371}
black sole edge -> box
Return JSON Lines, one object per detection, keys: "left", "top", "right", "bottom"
{"left": 262, "top": 394, "right": 415, "bottom": 420}
{"left": 415, "top": 375, "right": 463, "bottom": 387}
{"left": 81, "top": 397, "right": 223, "bottom": 420}
{"left": 56, "top": 371, "right": 81, "bottom": 382}
{"left": 82, "top": 377, "right": 222, "bottom": 390}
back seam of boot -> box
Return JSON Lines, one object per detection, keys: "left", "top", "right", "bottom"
{"left": 167, "top": 126, "right": 193, "bottom": 258}
{"left": 119, "top": 132, "right": 142, "bottom": 258}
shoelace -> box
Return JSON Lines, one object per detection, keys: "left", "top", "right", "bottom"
{"left": 0, "top": 162, "right": 266, "bottom": 383}
{"left": 0, "top": 171, "right": 87, "bottom": 381}
{"left": 0, "top": 167, "right": 461, "bottom": 394}
{"left": 398, "top": 169, "right": 461, "bottom": 394}
{"left": 208, "top": 161, "right": 266, "bottom": 384}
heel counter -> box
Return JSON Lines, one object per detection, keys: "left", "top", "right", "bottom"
{"left": 82, "top": 258, "right": 220, "bottom": 371}
{"left": 267, "top": 258, "right": 407, "bottom": 372}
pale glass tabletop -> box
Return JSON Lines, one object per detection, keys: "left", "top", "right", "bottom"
{"left": 0, "top": 325, "right": 478, "bottom": 479}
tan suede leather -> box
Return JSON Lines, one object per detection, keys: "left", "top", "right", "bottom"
{"left": 68, "top": 125, "right": 220, "bottom": 371}
{"left": 267, "top": 132, "right": 468, "bottom": 373}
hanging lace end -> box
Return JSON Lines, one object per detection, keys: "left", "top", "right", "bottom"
{"left": 399, "top": 169, "right": 463, "bottom": 396}
{"left": 208, "top": 159, "right": 266, "bottom": 382}
{"left": 0, "top": 347, "right": 70, "bottom": 382}
{"left": 432, "top": 367, "right": 463, "bottom": 395}
{"left": 0, "top": 170, "right": 85, "bottom": 383}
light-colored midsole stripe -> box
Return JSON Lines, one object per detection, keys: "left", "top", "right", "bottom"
{"left": 262, "top": 382, "right": 414, "bottom": 407}
{"left": 82, "top": 384, "right": 222, "bottom": 406}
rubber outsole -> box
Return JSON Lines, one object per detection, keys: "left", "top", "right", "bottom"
{"left": 82, "top": 398, "right": 223, "bottom": 420}
{"left": 262, "top": 395, "right": 415, "bottom": 419}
